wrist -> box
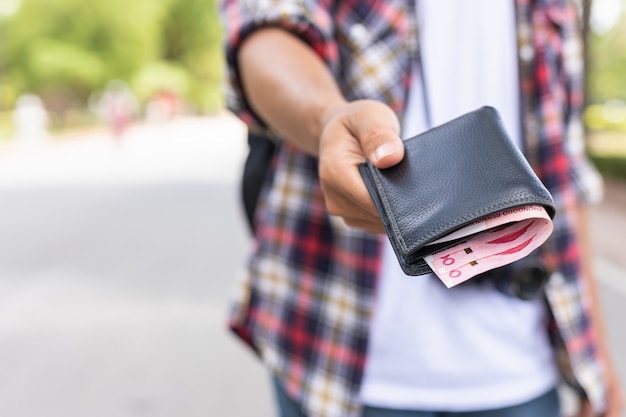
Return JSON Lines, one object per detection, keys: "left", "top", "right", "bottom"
{"left": 314, "top": 98, "right": 349, "bottom": 156}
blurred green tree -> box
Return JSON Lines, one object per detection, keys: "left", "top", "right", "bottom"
{"left": 0, "top": 0, "right": 223, "bottom": 125}
{"left": 588, "top": 22, "right": 626, "bottom": 104}
{"left": 159, "top": 0, "right": 224, "bottom": 113}
{"left": 583, "top": 0, "right": 626, "bottom": 132}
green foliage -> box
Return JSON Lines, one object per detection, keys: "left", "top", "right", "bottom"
{"left": 0, "top": 110, "right": 13, "bottom": 140}
{"left": 0, "top": 0, "right": 224, "bottom": 124}
{"left": 589, "top": 154, "right": 626, "bottom": 180}
{"left": 584, "top": 103, "right": 626, "bottom": 132}
{"left": 588, "top": 5, "right": 626, "bottom": 105}
{"left": 131, "top": 61, "right": 191, "bottom": 101}
{"left": 587, "top": 130, "right": 626, "bottom": 181}
{"left": 26, "top": 38, "right": 106, "bottom": 89}
{"left": 159, "top": 0, "right": 224, "bottom": 112}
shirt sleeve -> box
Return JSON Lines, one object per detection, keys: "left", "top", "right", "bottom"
{"left": 564, "top": 118, "right": 604, "bottom": 205}
{"left": 560, "top": 2, "right": 604, "bottom": 205}
{"left": 220, "top": 0, "right": 338, "bottom": 131}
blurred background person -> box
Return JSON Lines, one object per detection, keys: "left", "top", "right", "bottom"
{"left": 12, "top": 93, "right": 49, "bottom": 146}
{"left": 96, "top": 80, "right": 139, "bottom": 141}
{"left": 146, "top": 90, "right": 183, "bottom": 124}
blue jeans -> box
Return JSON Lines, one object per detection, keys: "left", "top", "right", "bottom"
{"left": 273, "top": 378, "right": 560, "bottom": 417}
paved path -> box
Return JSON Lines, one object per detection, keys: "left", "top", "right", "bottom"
{"left": 0, "top": 117, "right": 275, "bottom": 417}
{"left": 0, "top": 117, "right": 624, "bottom": 416}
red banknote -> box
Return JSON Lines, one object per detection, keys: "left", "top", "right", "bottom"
{"left": 424, "top": 205, "right": 553, "bottom": 288}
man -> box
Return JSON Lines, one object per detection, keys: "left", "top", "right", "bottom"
{"left": 221, "top": 0, "right": 623, "bottom": 416}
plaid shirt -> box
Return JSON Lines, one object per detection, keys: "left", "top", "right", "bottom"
{"left": 221, "top": 0, "right": 607, "bottom": 416}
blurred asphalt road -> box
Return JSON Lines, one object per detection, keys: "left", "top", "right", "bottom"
{"left": 0, "top": 116, "right": 275, "bottom": 417}
{"left": 0, "top": 115, "right": 624, "bottom": 417}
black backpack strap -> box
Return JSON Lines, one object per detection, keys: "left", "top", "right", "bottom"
{"left": 241, "top": 132, "right": 277, "bottom": 234}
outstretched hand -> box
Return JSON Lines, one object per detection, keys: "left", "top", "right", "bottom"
{"left": 318, "top": 100, "right": 404, "bottom": 234}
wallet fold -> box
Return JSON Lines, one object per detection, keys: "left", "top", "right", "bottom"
{"left": 359, "top": 106, "right": 556, "bottom": 276}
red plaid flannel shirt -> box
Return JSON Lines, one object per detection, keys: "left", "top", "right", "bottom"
{"left": 222, "top": 0, "right": 607, "bottom": 416}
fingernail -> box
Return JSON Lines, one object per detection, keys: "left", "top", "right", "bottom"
{"left": 372, "top": 143, "right": 397, "bottom": 163}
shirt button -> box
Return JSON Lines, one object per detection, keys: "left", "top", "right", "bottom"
{"left": 519, "top": 45, "right": 534, "bottom": 62}
{"left": 350, "top": 23, "right": 370, "bottom": 45}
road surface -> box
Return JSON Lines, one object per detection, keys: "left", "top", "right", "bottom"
{"left": 0, "top": 116, "right": 623, "bottom": 416}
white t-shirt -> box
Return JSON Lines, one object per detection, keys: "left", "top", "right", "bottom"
{"left": 360, "top": 0, "right": 559, "bottom": 411}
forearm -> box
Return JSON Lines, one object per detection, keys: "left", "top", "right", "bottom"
{"left": 238, "top": 27, "right": 347, "bottom": 156}
{"left": 237, "top": 27, "right": 403, "bottom": 234}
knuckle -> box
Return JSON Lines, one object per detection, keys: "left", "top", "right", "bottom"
{"left": 344, "top": 219, "right": 379, "bottom": 234}
{"left": 343, "top": 217, "right": 359, "bottom": 228}
{"left": 318, "top": 165, "right": 332, "bottom": 186}
{"left": 363, "top": 127, "right": 391, "bottom": 145}
{"left": 324, "top": 197, "right": 342, "bottom": 217}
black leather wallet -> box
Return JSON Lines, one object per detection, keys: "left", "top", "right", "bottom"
{"left": 359, "top": 106, "right": 556, "bottom": 276}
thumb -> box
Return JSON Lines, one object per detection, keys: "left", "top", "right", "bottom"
{"left": 369, "top": 138, "right": 405, "bottom": 169}
{"left": 348, "top": 100, "right": 404, "bottom": 169}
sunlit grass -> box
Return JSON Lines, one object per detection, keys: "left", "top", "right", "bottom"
{"left": 588, "top": 130, "right": 626, "bottom": 180}
{"left": 0, "top": 111, "right": 14, "bottom": 140}
{"left": 588, "top": 130, "right": 626, "bottom": 156}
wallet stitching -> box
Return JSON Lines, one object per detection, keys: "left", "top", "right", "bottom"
{"left": 404, "top": 194, "right": 545, "bottom": 251}
{"left": 402, "top": 194, "right": 550, "bottom": 253}
{"left": 363, "top": 107, "right": 555, "bottom": 269}
{"left": 367, "top": 162, "right": 407, "bottom": 250}
{"left": 372, "top": 176, "right": 551, "bottom": 255}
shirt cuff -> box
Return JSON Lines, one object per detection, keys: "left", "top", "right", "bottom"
{"left": 221, "top": 0, "right": 336, "bottom": 131}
